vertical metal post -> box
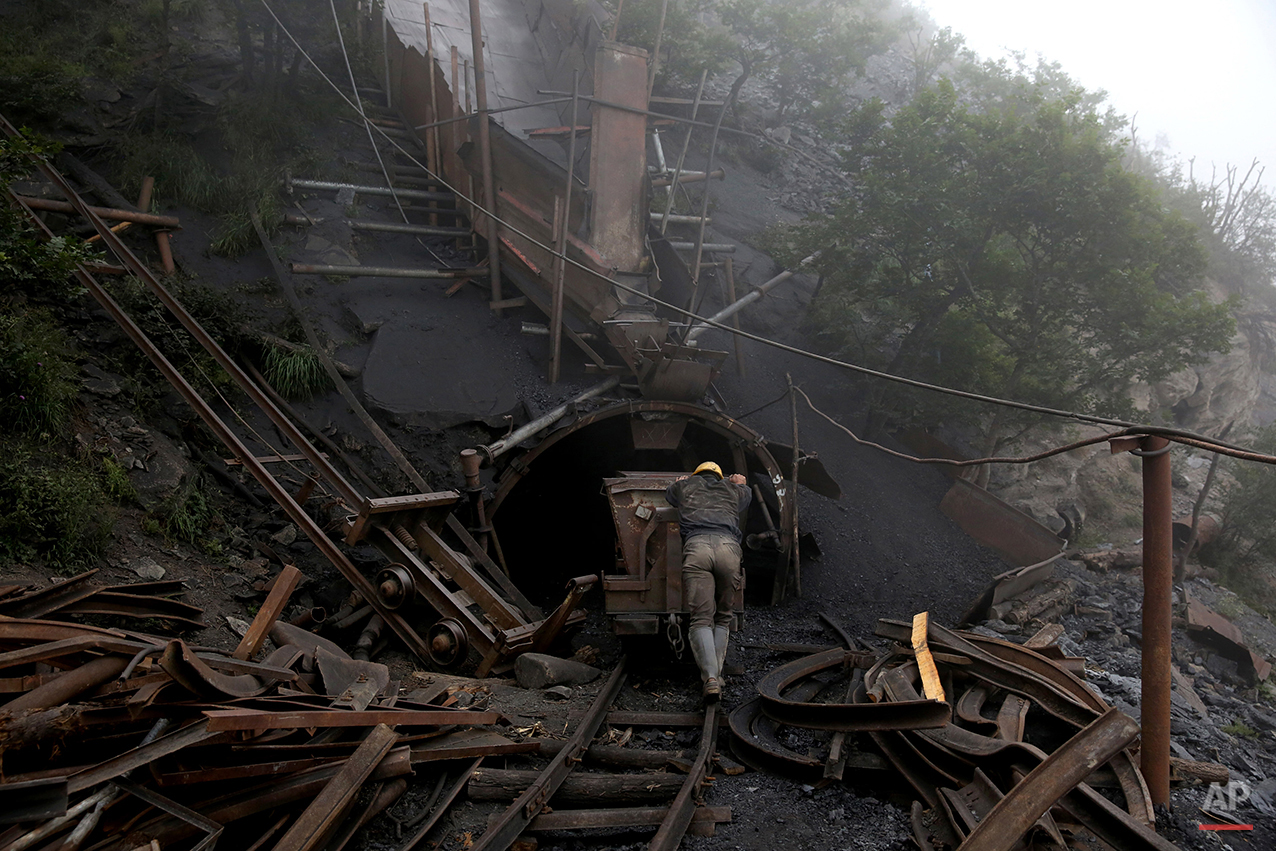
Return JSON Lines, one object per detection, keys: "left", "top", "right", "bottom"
{"left": 463, "top": 59, "right": 471, "bottom": 113}
{"left": 467, "top": 0, "right": 503, "bottom": 313}
{"left": 381, "top": 14, "right": 392, "bottom": 109}
{"left": 788, "top": 372, "right": 801, "bottom": 599}
{"left": 724, "top": 256, "right": 744, "bottom": 376}
{"left": 608, "top": 0, "right": 625, "bottom": 40}
{"left": 423, "top": 4, "right": 442, "bottom": 177}
{"left": 451, "top": 46, "right": 460, "bottom": 112}
{"left": 646, "top": 0, "right": 669, "bottom": 101}
{"left": 549, "top": 69, "right": 580, "bottom": 385}
{"left": 1139, "top": 434, "right": 1172, "bottom": 806}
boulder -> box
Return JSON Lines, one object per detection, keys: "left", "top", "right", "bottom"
{"left": 514, "top": 653, "right": 601, "bottom": 690}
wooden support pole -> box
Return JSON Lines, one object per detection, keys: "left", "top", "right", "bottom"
{"left": 466, "top": 0, "right": 503, "bottom": 312}
{"left": 423, "top": 4, "right": 442, "bottom": 179}
{"left": 549, "top": 68, "right": 580, "bottom": 384}
{"left": 724, "top": 256, "right": 745, "bottom": 376}
{"left": 789, "top": 372, "right": 801, "bottom": 598}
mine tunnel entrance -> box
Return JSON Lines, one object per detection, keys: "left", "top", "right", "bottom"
{"left": 489, "top": 402, "right": 789, "bottom": 607}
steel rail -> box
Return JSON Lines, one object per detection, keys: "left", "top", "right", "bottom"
{"left": 650, "top": 702, "right": 718, "bottom": 851}
{"left": 756, "top": 647, "right": 951, "bottom": 732}
{"left": 4, "top": 159, "right": 436, "bottom": 663}
{"left": 0, "top": 118, "right": 363, "bottom": 509}
{"left": 470, "top": 659, "right": 628, "bottom": 851}
{"left": 959, "top": 709, "right": 1139, "bottom": 851}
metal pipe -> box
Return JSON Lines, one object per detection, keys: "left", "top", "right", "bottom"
{"left": 684, "top": 256, "right": 815, "bottom": 343}
{"left": 354, "top": 615, "right": 386, "bottom": 661}
{"left": 460, "top": 448, "right": 483, "bottom": 490}
{"left": 659, "top": 69, "right": 707, "bottom": 235}
{"left": 287, "top": 178, "right": 453, "bottom": 204}
{"left": 650, "top": 213, "right": 708, "bottom": 225}
{"left": 5, "top": 654, "right": 128, "bottom": 712}
{"left": 289, "top": 263, "right": 488, "bottom": 279}
{"left": 14, "top": 196, "right": 181, "bottom": 228}
{"left": 650, "top": 168, "right": 724, "bottom": 187}
{"left": 520, "top": 322, "right": 598, "bottom": 340}
{"left": 330, "top": 603, "right": 375, "bottom": 632}
{"left": 411, "top": 96, "right": 573, "bottom": 132}
{"left": 282, "top": 215, "right": 468, "bottom": 237}
{"left": 1139, "top": 434, "right": 1173, "bottom": 806}
{"left": 549, "top": 69, "right": 580, "bottom": 384}
{"left": 479, "top": 376, "right": 620, "bottom": 463}
{"left": 155, "top": 231, "right": 175, "bottom": 274}
{"left": 666, "top": 241, "right": 734, "bottom": 253}
{"left": 467, "top": 0, "right": 503, "bottom": 312}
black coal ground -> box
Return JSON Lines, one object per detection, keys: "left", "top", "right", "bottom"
{"left": 109, "top": 119, "right": 1275, "bottom": 851}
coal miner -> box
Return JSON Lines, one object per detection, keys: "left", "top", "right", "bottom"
{"left": 665, "top": 462, "right": 751, "bottom": 702}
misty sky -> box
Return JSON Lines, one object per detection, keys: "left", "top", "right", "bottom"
{"left": 920, "top": 0, "right": 1276, "bottom": 187}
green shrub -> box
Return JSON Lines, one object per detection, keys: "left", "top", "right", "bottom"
{"left": 100, "top": 455, "right": 138, "bottom": 504}
{"left": 0, "top": 450, "right": 112, "bottom": 569}
{"left": 0, "top": 310, "right": 78, "bottom": 438}
{"left": 155, "top": 479, "right": 219, "bottom": 549}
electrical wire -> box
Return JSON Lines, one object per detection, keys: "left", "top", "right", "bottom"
{"left": 795, "top": 386, "right": 1276, "bottom": 467}
{"left": 327, "top": 0, "right": 408, "bottom": 226}
{"left": 258, "top": 0, "right": 1273, "bottom": 465}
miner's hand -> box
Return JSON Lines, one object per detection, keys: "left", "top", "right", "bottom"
{"left": 728, "top": 474, "right": 746, "bottom": 485}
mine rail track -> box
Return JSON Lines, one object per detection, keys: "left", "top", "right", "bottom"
{"left": 458, "top": 659, "right": 725, "bottom": 851}
{"left": 2, "top": 114, "right": 591, "bottom": 679}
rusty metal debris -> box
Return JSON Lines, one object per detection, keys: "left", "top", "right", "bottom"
{"left": 0, "top": 568, "right": 527, "bottom": 851}
{"left": 728, "top": 613, "right": 1186, "bottom": 851}
{"left": 1184, "top": 591, "right": 1272, "bottom": 682}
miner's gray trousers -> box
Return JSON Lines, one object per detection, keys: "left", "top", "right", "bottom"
{"left": 682, "top": 533, "right": 742, "bottom": 631}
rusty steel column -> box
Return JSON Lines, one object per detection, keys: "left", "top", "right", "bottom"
{"left": 1139, "top": 434, "right": 1173, "bottom": 806}
{"left": 467, "top": 0, "right": 503, "bottom": 312}
{"left": 549, "top": 68, "right": 580, "bottom": 384}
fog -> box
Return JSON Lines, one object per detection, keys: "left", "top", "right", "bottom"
{"left": 920, "top": 0, "right": 1276, "bottom": 187}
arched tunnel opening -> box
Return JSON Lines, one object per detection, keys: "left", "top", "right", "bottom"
{"left": 489, "top": 406, "right": 786, "bottom": 608}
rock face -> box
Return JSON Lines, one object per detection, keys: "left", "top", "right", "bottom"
{"left": 988, "top": 285, "right": 1276, "bottom": 540}
{"left": 1133, "top": 286, "right": 1276, "bottom": 437}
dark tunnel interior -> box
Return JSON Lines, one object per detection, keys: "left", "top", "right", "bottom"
{"left": 492, "top": 415, "right": 781, "bottom": 606}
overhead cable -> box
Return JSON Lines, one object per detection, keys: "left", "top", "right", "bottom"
{"left": 257, "top": 0, "right": 1267, "bottom": 463}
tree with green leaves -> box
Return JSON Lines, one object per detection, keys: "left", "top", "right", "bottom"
{"left": 774, "top": 65, "right": 1235, "bottom": 474}
{"left": 717, "top": 0, "right": 895, "bottom": 121}
{"left": 608, "top": 0, "right": 735, "bottom": 89}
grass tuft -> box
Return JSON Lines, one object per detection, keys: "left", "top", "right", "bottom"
{"left": 263, "top": 343, "right": 329, "bottom": 400}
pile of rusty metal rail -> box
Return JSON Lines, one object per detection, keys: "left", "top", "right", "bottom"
{"left": 731, "top": 613, "right": 1189, "bottom": 851}
{"left": 0, "top": 570, "right": 203, "bottom": 633}
{"left": 0, "top": 566, "right": 514, "bottom": 850}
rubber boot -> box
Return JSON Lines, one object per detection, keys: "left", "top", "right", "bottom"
{"left": 713, "top": 625, "right": 730, "bottom": 688}
{"left": 690, "top": 627, "right": 720, "bottom": 702}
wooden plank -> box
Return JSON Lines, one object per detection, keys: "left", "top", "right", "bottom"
{"left": 233, "top": 565, "right": 302, "bottom": 661}
{"left": 912, "top": 612, "right": 946, "bottom": 703}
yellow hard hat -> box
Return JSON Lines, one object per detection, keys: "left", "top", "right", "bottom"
{"left": 693, "top": 461, "right": 723, "bottom": 478}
